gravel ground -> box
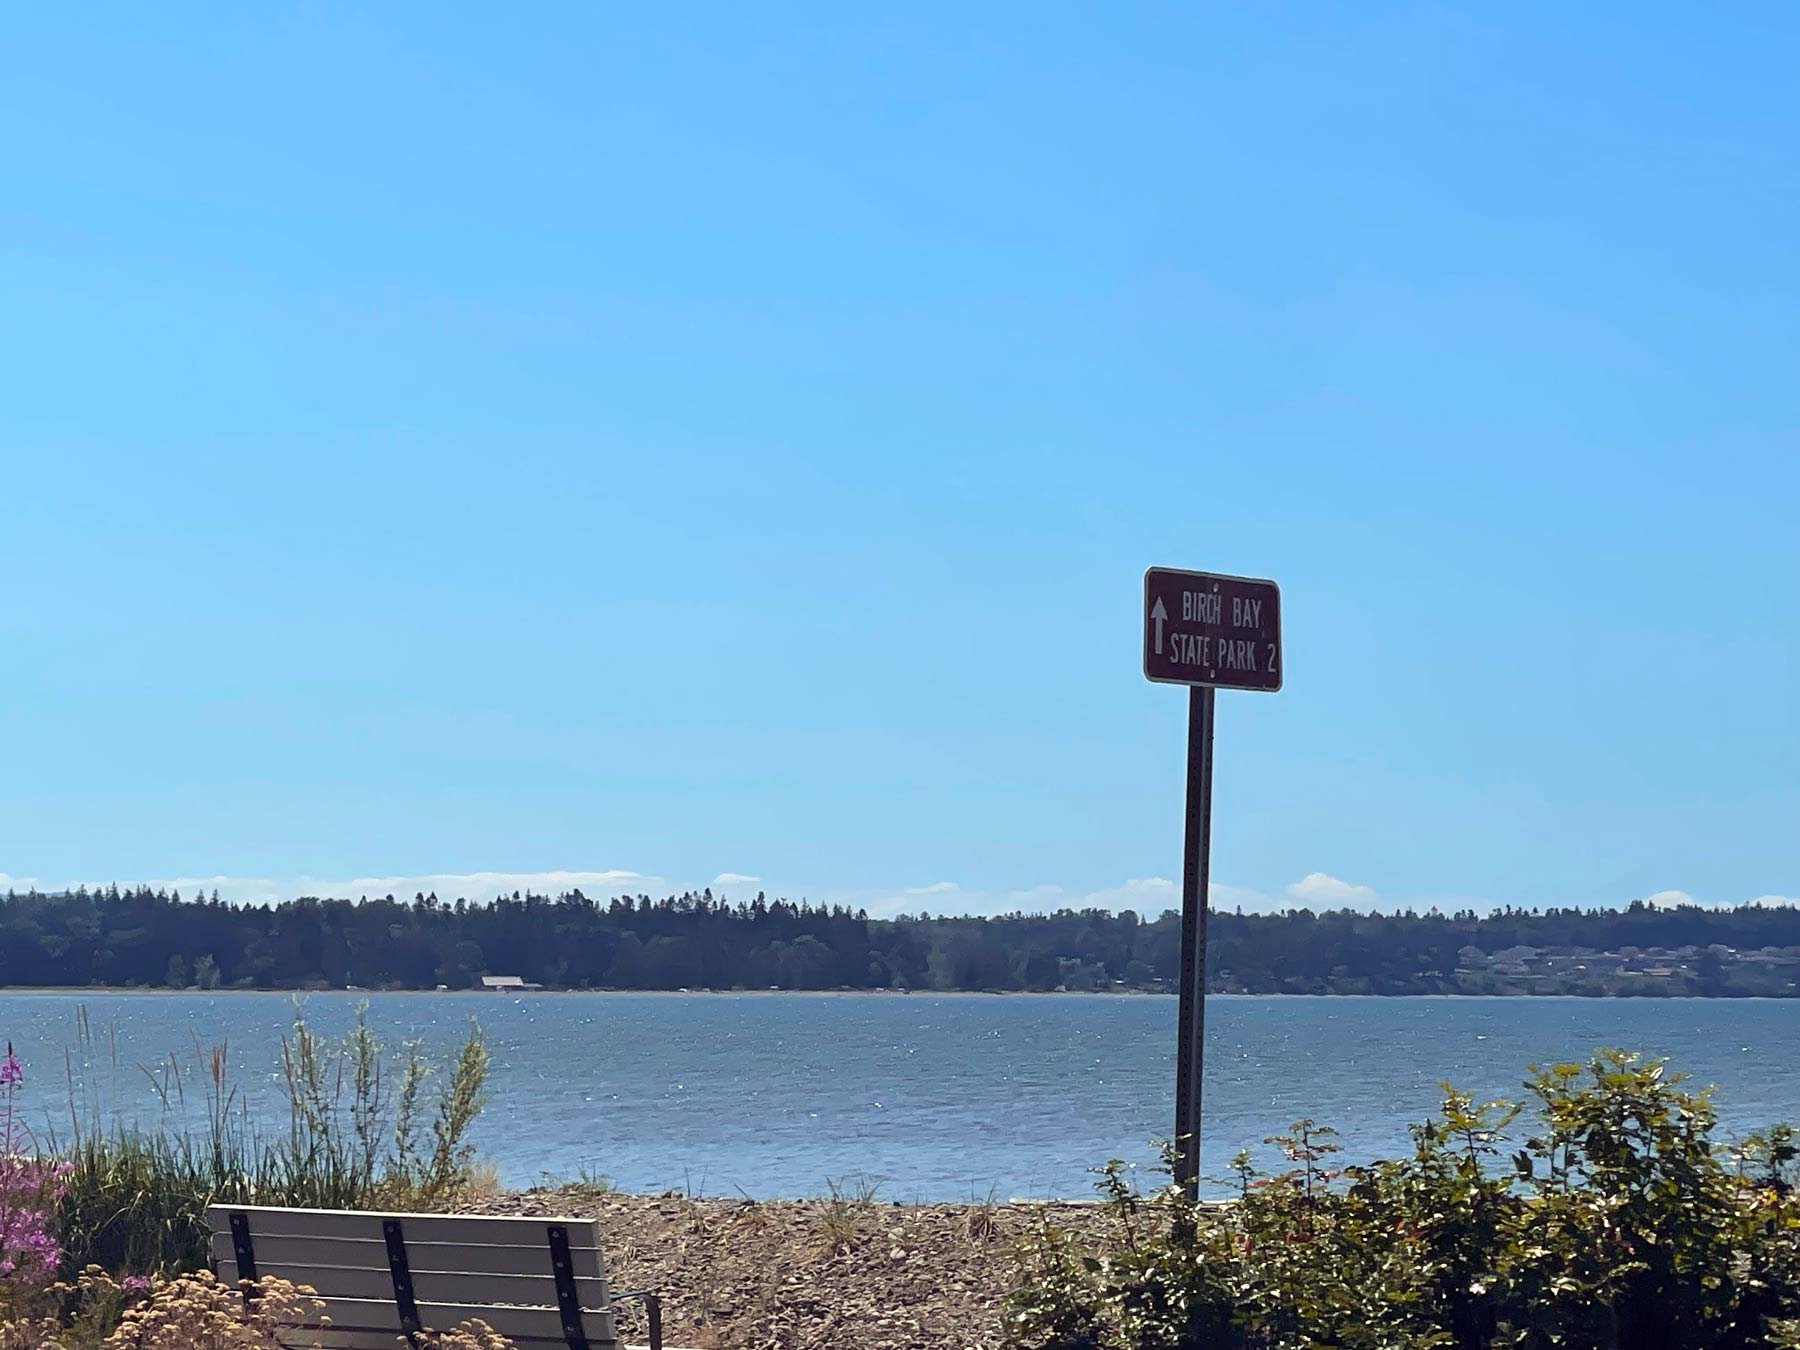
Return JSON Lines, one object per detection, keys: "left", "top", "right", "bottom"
{"left": 478, "top": 1189, "right": 1112, "bottom": 1350}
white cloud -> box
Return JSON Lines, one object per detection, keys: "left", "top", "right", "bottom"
{"left": 1079, "top": 877, "right": 1177, "bottom": 911}
{"left": 1209, "top": 881, "right": 1276, "bottom": 912}
{"left": 839, "top": 880, "right": 966, "bottom": 919}
{"left": 0, "top": 870, "right": 1297, "bottom": 918}
{"left": 1615, "top": 890, "right": 1800, "bottom": 911}
{"left": 304, "top": 870, "right": 652, "bottom": 902}
{"left": 1635, "top": 889, "right": 1779, "bottom": 910}
{"left": 1, "top": 870, "right": 659, "bottom": 906}
{"left": 853, "top": 875, "right": 1291, "bottom": 920}
{"left": 1285, "top": 872, "right": 1378, "bottom": 907}
{"left": 5, "top": 868, "right": 1788, "bottom": 918}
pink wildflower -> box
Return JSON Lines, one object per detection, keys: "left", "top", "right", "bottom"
{"left": 0, "top": 1038, "right": 63, "bottom": 1292}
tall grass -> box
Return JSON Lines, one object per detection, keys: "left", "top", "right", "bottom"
{"left": 48, "top": 1006, "right": 490, "bottom": 1275}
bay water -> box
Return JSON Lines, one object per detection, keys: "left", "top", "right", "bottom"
{"left": 3, "top": 992, "right": 1795, "bottom": 1200}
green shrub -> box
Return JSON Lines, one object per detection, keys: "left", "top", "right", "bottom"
{"left": 51, "top": 1007, "right": 491, "bottom": 1276}
{"left": 1006, "top": 1050, "right": 1800, "bottom": 1350}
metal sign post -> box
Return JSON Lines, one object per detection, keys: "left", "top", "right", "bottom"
{"left": 1174, "top": 684, "right": 1215, "bottom": 1200}
{"left": 1143, "top": 567, "right": 1282, "bottom": 1201}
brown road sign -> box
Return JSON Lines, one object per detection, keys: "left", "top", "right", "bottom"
{"left": 1143, "top": 567, "right": 1282, "bottom": 692}
{"left": 1144, "top": 565, "right": 1283, "bottom": 1198}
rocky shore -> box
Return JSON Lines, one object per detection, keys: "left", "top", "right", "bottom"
{"left": 479, "top": 1188, "right": 1111, "bottom": 1350}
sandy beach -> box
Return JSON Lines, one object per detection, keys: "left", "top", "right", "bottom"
{"left": 477, "top": 1188, "right": 1112, "bottom": 1350}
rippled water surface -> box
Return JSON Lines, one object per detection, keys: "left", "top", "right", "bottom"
{"left": 3, "top": 992, "right": 1796, "bottom": 1199}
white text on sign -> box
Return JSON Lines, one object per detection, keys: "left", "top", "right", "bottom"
{"left": 1166, "top": 633, "right": 1272, "bottom": 673}
{"left": 1171, "top": 590, "right": 1276, "bottom": 675}
{"left": 1144, "top": 567, "right": 1282, "bottom": 692}
{"left": 1181, "top": 591, "right": 1264, "bottom": 629}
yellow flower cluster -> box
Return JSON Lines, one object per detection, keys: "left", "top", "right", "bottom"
{"left": 104, "top": 1272, "right": 323, "bottom": 1349}
{"left": 0, "top": 1269, "right": 521, "bottom": 1350}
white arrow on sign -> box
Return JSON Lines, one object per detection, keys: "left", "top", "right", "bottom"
{"left": 1151, "top": 596, "right": 1167, "bottom": 654}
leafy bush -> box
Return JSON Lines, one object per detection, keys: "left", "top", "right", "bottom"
{"left": 1007, "top": 1050, "right": 1800, "bottom": 1350}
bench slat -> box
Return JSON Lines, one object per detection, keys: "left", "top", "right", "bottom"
{"left": 205, "top": 1206, "right": 645, "bottom": 1349}
{"left": 306, "top": 1294, "right": 617, "bottom": 1342}
{"left": 234, "top": 1258, "right": 610, "bottom": 1311}
{"left": 207, "top": 1205, "right": 603, "bottom": 1248}
{"left": 295, "top": 1326, "right": 618, "bottom": 1349}
{"left": 290, "top": 1331, "right": 681, "bottom": 1350}
{"left": 207, "top": 1232, "right": 606, "bottom": 1280}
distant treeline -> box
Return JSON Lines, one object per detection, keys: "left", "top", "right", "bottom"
{"left": 1, "top": 886, "right": 1797, "bottom": 995}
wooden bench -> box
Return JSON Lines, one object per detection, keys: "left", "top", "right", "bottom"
{"left": 207, "top": 1204, "right": 663, "bottom": 1350}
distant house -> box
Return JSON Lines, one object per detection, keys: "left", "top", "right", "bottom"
{"left": 1490, "top": 944, "right": 1541, "bottom": 975}
{"left": 1491, "top": 945, "right": 1541, "bottom": 965}
{"left": 479, "top": 974, "right": 542, "bottom": 991}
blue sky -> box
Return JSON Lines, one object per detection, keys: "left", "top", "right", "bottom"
{"left": 2, "top": 5, "right": 1795, "bottom": 917}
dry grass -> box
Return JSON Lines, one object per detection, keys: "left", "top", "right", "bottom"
{"left": 816, "top": 1174, "right": 881, "bottom": 1255}
{"left": 965, "top": 1186, "right": 1001, "bottom": 1243}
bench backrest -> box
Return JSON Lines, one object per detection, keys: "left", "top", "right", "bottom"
{"left": 206, "top": 1204, "right": 619, "bottom": 1349}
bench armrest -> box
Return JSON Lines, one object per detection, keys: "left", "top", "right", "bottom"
{"left": 610, "top": 1288, "right": 662, "bottom": 1350}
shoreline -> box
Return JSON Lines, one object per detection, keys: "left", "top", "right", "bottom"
{"left": 1, "top": 985, "right": 1796, "bottom": 1000}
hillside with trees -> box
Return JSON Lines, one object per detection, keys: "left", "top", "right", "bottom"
{"left": 0, "top": 886, "right": 1796, "bottom": 996}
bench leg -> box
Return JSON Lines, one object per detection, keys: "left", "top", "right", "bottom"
{"left": 610, "top": 1288, "right": 662, "bottom": 1350}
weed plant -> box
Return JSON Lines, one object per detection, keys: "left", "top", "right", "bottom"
{"left": 48, "top": 1006, "right": 490, "bottom": 1275}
